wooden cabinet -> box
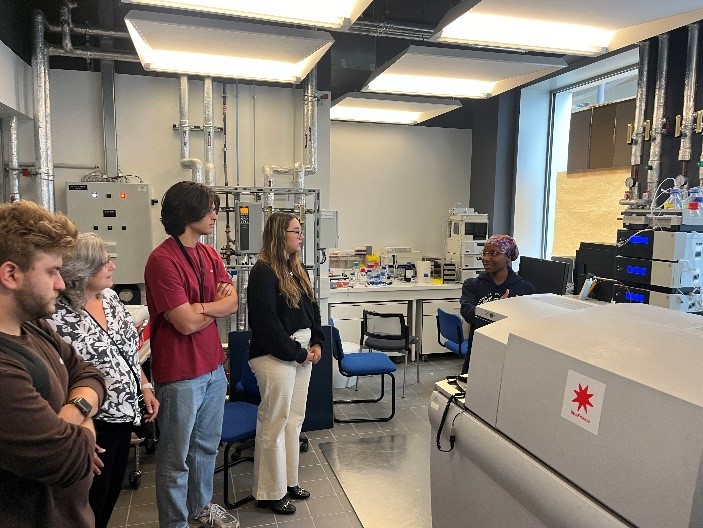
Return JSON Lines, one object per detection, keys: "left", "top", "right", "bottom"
{"left": 567, "top": 98, "right": 635, "bottom": 172}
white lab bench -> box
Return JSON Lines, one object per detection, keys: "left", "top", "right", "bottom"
{"left": 327, "top": 282, "right": 462, "bottom": 359}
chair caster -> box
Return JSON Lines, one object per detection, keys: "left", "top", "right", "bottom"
{"left": 128, "top": 470, "right": 142, "bottom": 489}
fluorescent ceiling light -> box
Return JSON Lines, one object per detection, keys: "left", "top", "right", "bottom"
{"left": 124, "top": 10, "right": 333, "bottom": 82}
{"left": 331, "top": 93, "right": 462, "bottom": 125}
{"left": 430, "top": 0, "right": 703, "bottom": 56}
{"left": 122, "top": 0, "right": 372, "bottom": 30}
{"left": 362, "top": 46, "right": 566, "bottom": 99}
{"left": 433, "top": 12, "right": 612, "bottom": 55}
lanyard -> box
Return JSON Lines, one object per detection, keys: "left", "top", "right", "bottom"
{"left": 174, "top": 237, "right": 205, "bottom": 303}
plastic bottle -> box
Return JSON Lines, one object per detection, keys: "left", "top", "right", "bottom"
{"left": 687, "top": 187, "right": 703, "bottom": 217}
{"left": 379, "top": 265, "right": 387, "bottom": 286}
{"left": 397, "top": 264, "right": 405, "bottom": 282}
{"left": 664, "top": 188, "right": 683, "bottom": 209}
{"left": 405, "top": 262, "right": 413, "bottom": 282}
{"left": 352, "top": 261, "right": 360, "bottom": 282}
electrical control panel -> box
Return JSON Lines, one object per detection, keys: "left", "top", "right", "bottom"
{"left": 234, "top": 202, "right": 263, "bottom": 254}
{"left": 66, "top": 182, "right": 152, "bottom": 286}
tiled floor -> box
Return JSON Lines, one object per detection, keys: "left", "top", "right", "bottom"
{"left": 108, "top": 353, "right": 463, "bottom": 528}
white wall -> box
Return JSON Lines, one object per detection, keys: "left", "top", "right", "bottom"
{"left": 39, "top": 70, "right": 323, "bottom": 249}
{"left": 330, "top": 121, "right": 471, "bottom": 258}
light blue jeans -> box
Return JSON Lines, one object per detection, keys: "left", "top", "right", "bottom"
{"left": 155, "top": 365, "right": 227, "bottom": 528}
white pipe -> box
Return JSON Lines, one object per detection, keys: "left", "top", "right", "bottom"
{"left": 9, "top": 116, "right": 20, "bottom": 203}
{"left": 303, "top": 67, "right": 318, "bottom": 175}
{"left": 203, "top": 76, "right": 216, "bottom": 248}
{"left": 179, "top": 75, "right": 203, "bottom": 184}
{"left": 32, "top": 10, "right": 54, "bottom": 211}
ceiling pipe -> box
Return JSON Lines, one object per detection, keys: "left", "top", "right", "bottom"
{"left": 348, "top": 20, "right": 434, "bottom": 41}
{"left": 8, "top": 115, "right": 20, "bottom": 203}
{"left": 179, "top": 75, "right": 203, "bottom": 184}
{"left": 620, "top": 40, "right": 651, "bottom": 207}
{"left": 203, "top": 76, "right": 216, "bottom": 248}
{"left": 32, "top": 10, "right": 54, "bottom": 211}
{"left": 645, "top": 34, "right": 669, "bottom": 203}
{"left": 47, "top": 45, "right": 140, "bottom": 62}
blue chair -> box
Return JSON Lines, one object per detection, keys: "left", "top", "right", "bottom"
{"left": 216, "top": 401, "right": 258, "bottom": 509}
{"left": 331, "top": 325, "right": 397, "bottom": 423}
{"left": 436, "top": 308, "right": 469, "bottom": 358}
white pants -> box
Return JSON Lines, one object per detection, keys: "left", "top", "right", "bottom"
{"left": 250, "top": 329, "right": 312, "bottom": 501}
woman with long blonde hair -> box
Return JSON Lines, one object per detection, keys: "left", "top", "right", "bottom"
{"left": 247, "top": 212, "right": 323, "bottom": 515}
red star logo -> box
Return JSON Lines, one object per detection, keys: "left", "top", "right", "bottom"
{"left": 572, "top": 383, "right": 594, "bottom": 413}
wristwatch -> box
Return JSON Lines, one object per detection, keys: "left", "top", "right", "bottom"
{"left": 66, "top": 397, "right": 93, "bottom": 417}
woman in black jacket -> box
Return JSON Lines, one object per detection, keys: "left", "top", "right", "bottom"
{"left": 247, "top": 212, "right": 323, "bottom": 515}
{"left": 460, "top": 234, "right": 534, "bottom": 373}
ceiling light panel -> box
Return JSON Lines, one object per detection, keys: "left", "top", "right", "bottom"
{"left": 122, "top": 0, "right": 372, "bottom": 30}
{"left": 125, "top": 11, "right": 333, "bottom": 82}
{"left": 431, "top": 0, "right": 703, "bottom": 55}
{"left": 362, "top": 46, "right": 566, "bottom": 99}
{"left": 331, "top": 93, "right": 462, "bottom": 125}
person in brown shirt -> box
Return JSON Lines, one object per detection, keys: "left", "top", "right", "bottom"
{"left": 0, "top": 201, "right": 106, "bottom": 528}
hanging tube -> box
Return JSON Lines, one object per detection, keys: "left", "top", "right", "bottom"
{"left": 645, "top": 35, "right": 669, "bottom": 201}
{"left": 179, "top": 76, "right": 203, "bottom": 183}
{"left": 9, "top": 116, "right": 20, "bottom": 203}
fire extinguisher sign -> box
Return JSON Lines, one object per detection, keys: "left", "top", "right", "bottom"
{"left": 561, "top": 370, "right": 606, "bottom": 435}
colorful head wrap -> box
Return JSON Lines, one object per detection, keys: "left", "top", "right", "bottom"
{"left": 486, "top": 234, "right": 519, "bottom": 261}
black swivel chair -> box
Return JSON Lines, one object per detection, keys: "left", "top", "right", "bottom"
{"left": 360, "top": 310, "right": 418, "bottom": 398}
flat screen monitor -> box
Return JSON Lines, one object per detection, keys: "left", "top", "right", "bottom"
{"left": 573, "top": 242, "right": 616, "bottom": 302}
{"left": 517, "top": 256, "right": 570, "bottom": 295}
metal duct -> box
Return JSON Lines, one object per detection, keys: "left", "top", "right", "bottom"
{"left": 100, "top": 1, "right": 119, "bottom": 179}
{"left": 32, "top": 11, "right": 54, "bottom": 211}
{"left": 59, "top": 2, "right": 76, "bottom": 53}
{"left": 236, "top": 268, "right": 249, "bottom": 331}
{"left": 625, "top": 41, "right": 650, "bottom": 205}
{"left": 303, "top": 67, "right": 318, "bottom": 175}
{"left": 348, "top": 20, "right": 434, "bottom": 41}
{"left": 47, "top": 45, "right": 140, "bottom": 63}
{"left": 680, "top": 24, "right": 700, "bottom": 164}
{"left": 8, "top": 116, "right": 20, "bottom": 203}
{"left": 645, "top": 34, "right": 669, "bottom": 201}
{"left": 179, "top": 76, "right": 203, "bottom": 183}
{"left": 203, "top": 76, "right": 216, "bottom": 248}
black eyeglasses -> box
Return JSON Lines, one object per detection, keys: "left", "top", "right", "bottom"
{"left": 101, "top": 255, "right": 113, "bottom": 267}
{"left": 480, "top": 250, "right": 503, "bottom": 258}
{"left": 286, "top": 230, "right": 304, "bottom": 237}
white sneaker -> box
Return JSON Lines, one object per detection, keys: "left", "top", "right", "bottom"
{"left": 193, "top": 503, "right": 240, "bottom": 528}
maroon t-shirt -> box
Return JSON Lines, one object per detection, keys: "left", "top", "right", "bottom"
{"left": 144, "top": 237, "right": 232, "bottom": 383}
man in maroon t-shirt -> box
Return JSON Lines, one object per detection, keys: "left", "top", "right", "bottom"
{"left": 145, "top": 181, "right": 239, "bottom": 528}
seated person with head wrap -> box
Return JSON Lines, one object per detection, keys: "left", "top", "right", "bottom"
{"left": 459, "top": 235, "right": 535, "bottom": 374}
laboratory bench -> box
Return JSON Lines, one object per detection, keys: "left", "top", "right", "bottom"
{"left": 327, "top": 282, "right": 463, "bottom": 360}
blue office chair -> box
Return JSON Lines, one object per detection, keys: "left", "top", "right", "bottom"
{"left": 331, "top": 324, "right": 397, "bottom": 423}
{"left": 216, "top": 401, "right": 258, "bottom": 509}
{"left": 436, "top": 308, "right": 469, "bottom": 358}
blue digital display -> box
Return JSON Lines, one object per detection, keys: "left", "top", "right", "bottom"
{"left": 629, "top": 235, "right": 649, "bottom": 245}
{"left": 626, "top": 265, "right": 647, "bottom": 276}
{"left": 624, "top": 292, "right": 646, "bottom": 303}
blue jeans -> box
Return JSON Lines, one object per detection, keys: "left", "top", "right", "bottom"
{"left": 155, "top": 365, "right": 227, "bottom": 528}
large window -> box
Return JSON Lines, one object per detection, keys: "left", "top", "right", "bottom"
{"left": 545, "top": 67, "right": 638, "bottom": 258}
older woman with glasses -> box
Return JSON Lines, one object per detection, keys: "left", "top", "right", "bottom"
{"left": 459, "top": 234, "right": 535, "bottom": 374}
{"left": 47, "top": 233, "right": 159, "bottom": 528}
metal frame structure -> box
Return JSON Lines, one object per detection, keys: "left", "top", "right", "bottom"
{"left": 214, "top": 185, "right": 322, "bottom": 332}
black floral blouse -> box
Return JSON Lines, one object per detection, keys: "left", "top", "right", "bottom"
{"left": 47, "top": 288, "right": 141, "bottom": 424}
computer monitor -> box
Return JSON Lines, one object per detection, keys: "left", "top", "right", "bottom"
{"left": 517, "top": 256, "right": 570, "bottom": 295}
{"left": 573, "top": 242, "right": 616, "bottom": 302}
